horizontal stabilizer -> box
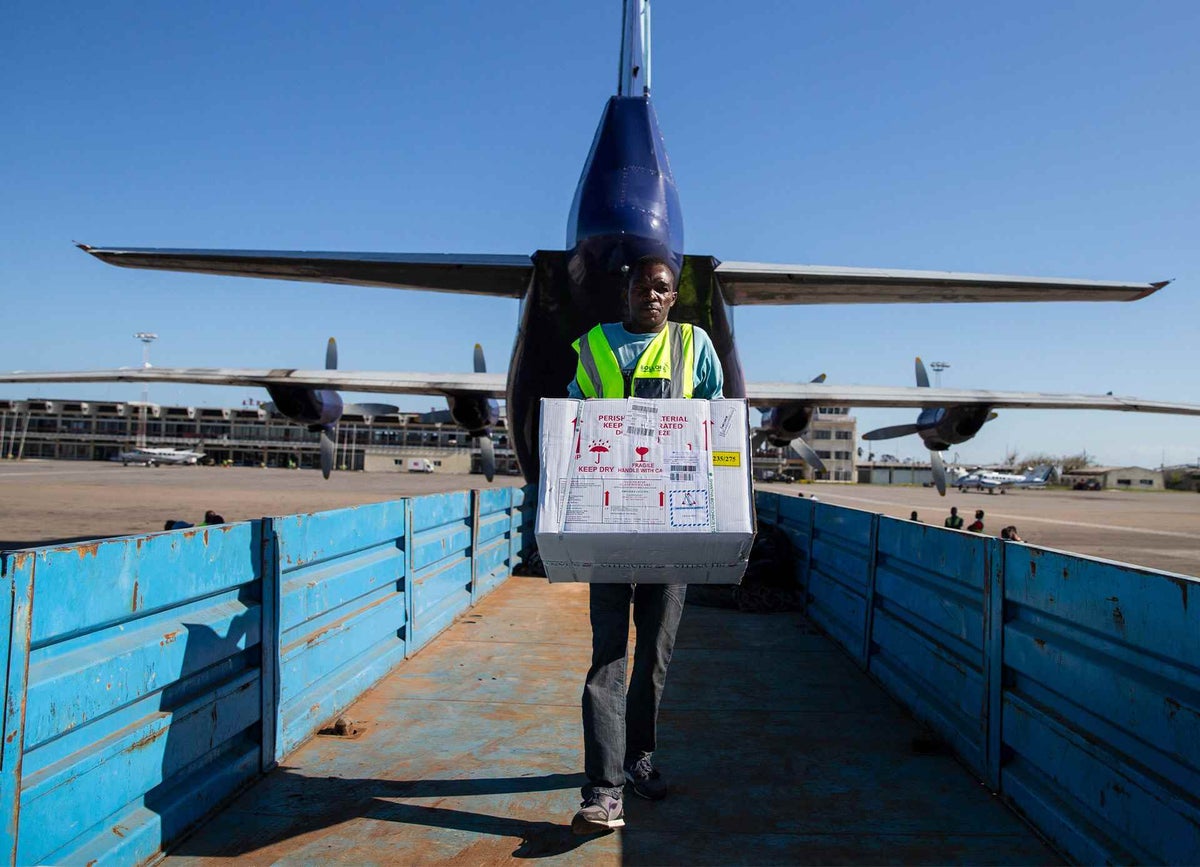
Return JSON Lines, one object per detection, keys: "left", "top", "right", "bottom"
{"left": 78, "top": 245, "right": 534, "bottom": 298}
{"left": 713, "top": 261, "right": 1168, "bottom": 306}
{"left": 343, "top": 402, "right": 401, "bottom": 418}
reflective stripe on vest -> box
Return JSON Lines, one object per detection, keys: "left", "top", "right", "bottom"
{"left": 573, "top": 322, "right": 695, "bottom": 399}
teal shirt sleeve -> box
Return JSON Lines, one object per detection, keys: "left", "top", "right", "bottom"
{"left": 691, "top": 326, "right": 724, "bottom": 399}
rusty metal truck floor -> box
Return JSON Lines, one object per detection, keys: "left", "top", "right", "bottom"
{"left": 166, "top": 576, "right": 1059, "bottom": 866}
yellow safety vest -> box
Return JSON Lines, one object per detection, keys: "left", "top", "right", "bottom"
{"left": 573, "top": 322, "right": 695, "bottom": 399}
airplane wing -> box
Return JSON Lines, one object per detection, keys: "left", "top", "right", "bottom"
{"left": 79, "top": 246, "right": 1168, "bottom": 305}
{"left": 76, "top": 246, "right": 534, "bottom": 298}
{"left": 743, "top": 382, "right": 1200, "bottom": 415}
{"left": 4, "top": 368, "right": 1199, "bottom": 417}
{"left": 0, "top": 368, "right": 508, "bottom": 399}
{"left": 713, "top": 262, "right": 1168, "bottom": 305}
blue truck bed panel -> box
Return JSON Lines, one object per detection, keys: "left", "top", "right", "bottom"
{"left": 1, "top": 489, "right": 1197, "bottom": 864}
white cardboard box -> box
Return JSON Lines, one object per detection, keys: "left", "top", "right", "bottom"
{"left": 535, "top": 398, "right": 756, "bottom": 583}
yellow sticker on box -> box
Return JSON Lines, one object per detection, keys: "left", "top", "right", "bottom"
{"left": 712, "top": 450, "right": 741, "bottom": 467}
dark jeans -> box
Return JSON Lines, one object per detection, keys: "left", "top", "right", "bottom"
{"left": 582, "top": 582, "right": 687, "bottom": 797}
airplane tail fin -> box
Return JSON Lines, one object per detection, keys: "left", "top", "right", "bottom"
{"left": 1030, "top": 464, "right": 1053, "bottom": 482}
{"left": 619, "top": 0, "right": 651, "bottom": 96}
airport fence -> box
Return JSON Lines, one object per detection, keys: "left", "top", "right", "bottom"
{"left": 756, "top": 490, "right": 1200, "bottom": 865}
{"left": 0, "top": 487, "right": 525, "bottom": 866}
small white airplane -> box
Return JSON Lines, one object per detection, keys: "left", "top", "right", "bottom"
{"left": 112, "top": 446, "right": 205, "bottom": 466}
{"left": 955, "top": 464, "right": 1052, "bottom": 493}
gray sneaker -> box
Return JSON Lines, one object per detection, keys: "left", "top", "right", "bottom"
{"left": 571, "top": 792, "right": 625, "bottom": 835}
{"left": 624, "top": 754, "right": 669, "bottom": 800}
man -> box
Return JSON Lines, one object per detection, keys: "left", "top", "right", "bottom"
{"left": 566, "top": 255, "right": 724, "bottom": 835}
{"left": 967, "top": 509, "right": 985, "bottom": 533}
{"left": 944, "top": 506, "right": 964, "bottom": 530}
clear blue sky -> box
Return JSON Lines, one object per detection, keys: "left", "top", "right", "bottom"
{"left": 4, "top": 1, "right": 1197, "bottom": 468}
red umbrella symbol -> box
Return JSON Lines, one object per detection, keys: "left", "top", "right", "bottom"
{"left": 589, "top": 440, "right": 610, "bottom": 464}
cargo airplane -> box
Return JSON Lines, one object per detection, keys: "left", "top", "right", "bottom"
{"left": 3, "top": 1, "right": 1197, "bottom": 489}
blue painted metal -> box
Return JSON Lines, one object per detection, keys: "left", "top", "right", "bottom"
{"left": 0, "top": 553, "right": 33, "bottom": 864}
{"left": 773, "top": 494, "right": 815, "bottom": 606}
{"left": 0, "top": 491, "right": 525, "bottom": 865}
{"left": 4, "top": 488, "right": 1198, "bottom": 864}
{"left": 15, "top": 524, "right": 263, "bottom": 866}
{"left": 757, "top": 491, "right": 1200, "bottom": 864}
{"left": 870, "top": 516, "right": 991, "bottom": 779}
{"left": 983, "top": 536, "right": 1005, "bottom": 792}
{"left": 258, "top": 517, "right": 280, "bottom": 771}
{"left": 274, "top": 501, "right": 407, "bottom": 757}
{"left": 1000, "top": 546, "right": 1200, "bottom": 864}
{"left": 807, "top": 502, "right": 874, "bottom": 656}
{"left": 474, "top": 487, "right": 516, "bottom": 602}
{"left": 407, "top": 492, "right": 474, "bottom": 654}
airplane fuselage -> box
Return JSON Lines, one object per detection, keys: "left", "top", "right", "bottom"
{"left": 506, "top": 96, "right": 746, "bottom": 479}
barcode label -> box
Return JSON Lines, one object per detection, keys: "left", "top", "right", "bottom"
{"left": 628, "top": 426, "right": 657, "bottom": 438}
{"left": 629, "top": 400, "right": 657, "bottom": 416}
{"left": 669, "top": 455, "right": 698, "bottom": 481}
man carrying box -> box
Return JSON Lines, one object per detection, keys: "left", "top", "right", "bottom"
{"left": 566, "top": 255, "right": 724, "bottom": 835}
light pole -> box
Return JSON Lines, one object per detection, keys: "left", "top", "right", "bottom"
{"left": 929, "top": 361, "right": 950, "bottom": 388}
{"left": 133, "top": 332, "right": 157, "bottom": 448}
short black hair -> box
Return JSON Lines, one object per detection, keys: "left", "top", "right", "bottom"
{"left": 627, "top": 255, "right": 677, "bottom": 288}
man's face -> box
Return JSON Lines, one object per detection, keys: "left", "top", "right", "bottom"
{"left": 625, "top": 262, "right": 677, "bottom": 333}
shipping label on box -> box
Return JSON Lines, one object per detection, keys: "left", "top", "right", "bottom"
{"left": 536, "top": 398, "right": 755, "bottom": 583}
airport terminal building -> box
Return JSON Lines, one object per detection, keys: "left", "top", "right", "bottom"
{"left": 1, "top": 396, "right": 858, "bottom": 480}
{"left": 0, "top": 397, "right": 519, "bottom": 476}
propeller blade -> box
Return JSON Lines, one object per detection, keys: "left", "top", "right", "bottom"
{"left": 320, "top": 428, "right": 335, "bottom": 479}
{"left": 751, "top": 430, "right": 769, "bottom": 452}
{"left": 811, "top": 373, "right": 827, "bottom": 383}
{"left": 987, "top": 411, "right": 999, "bottom": 422}
{"left": 344, "top": 402, "right": 399, "bottom": 419}
{"left": 862, "top": 422, "right": 927, "bottom": 441}
{"left": 791, "top": 437, "right": 826, "bottom": 472}
{"left": 478, "top": 433, "right": 495, "bottom": 482}
{"left": 931, "top": 450, "right": 947, "bottom": 496}
{"left": 915, "top": 356, "right": 930, "bottom": 388}
{"left": 473, "top": 343, "right": 486, "bottom": 374}
{"left": 326, "top": 337, "right": 337, "bottom": 371}
{"left": 261, "top": 401, "right": 277, "bottom": 414}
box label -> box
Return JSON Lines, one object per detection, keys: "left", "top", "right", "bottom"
{"left": 712, "top": 450, "right": 741, "bottom": 467}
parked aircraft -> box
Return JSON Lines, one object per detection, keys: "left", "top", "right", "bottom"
{"left": 113, "top": 446, "right": 205, "bottom": 466}
{"left": 955, "top": 465, "right": 1054, "bottom": 494}
{"left": 3, "top": 1, "right": 1195, "bottom": 486}
{"left": 259, "top": 338, "right": 398, "bottom": 479}
{"left": 863, "top": 357, "right": 1001, "bottom": 495}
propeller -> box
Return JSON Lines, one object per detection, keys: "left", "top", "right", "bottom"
{"left": 320, "top": 337, "right": 338, "bottom": 479}
{"left": 862, "top": 358, "right": 950, "bottom": 495}
{"left": 474, "top": 343, "right": 496, "bottom": 482}
{"left": 752, "top": 374, "right": 828, "bottom": 472}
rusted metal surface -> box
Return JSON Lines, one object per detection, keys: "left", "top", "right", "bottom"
{"left": 11, "top": 524, "right": 263, "bottom": 866}
{"left": 167, "top": 575, "right": 1058, "bottom": 865}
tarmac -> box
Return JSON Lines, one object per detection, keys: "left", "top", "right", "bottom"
{"left": 1, "top": 460, "right": 1197, "bottom": 576}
